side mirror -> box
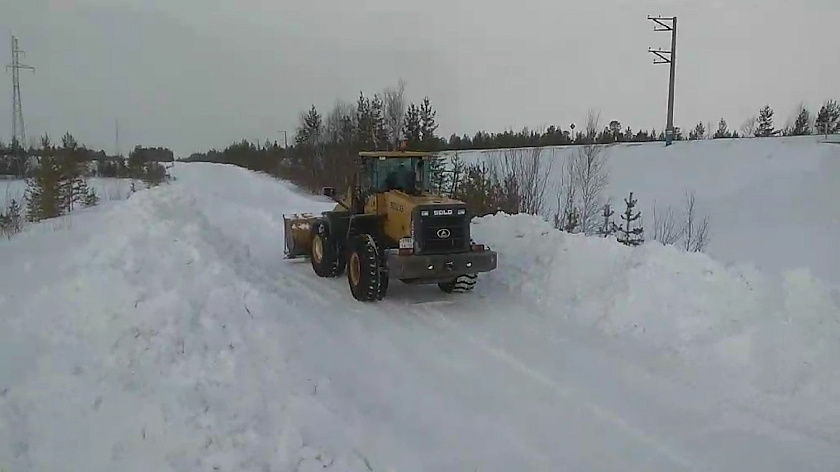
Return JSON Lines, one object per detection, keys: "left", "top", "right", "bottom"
{"left": 322, "top": 186, "right": 337, "bottom": 199}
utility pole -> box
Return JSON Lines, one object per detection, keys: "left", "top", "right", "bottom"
{"left": 6, "top": 34, "right": 35, "bottom": 149}
{"left": 648, "top": 16, "right": 677, "bottom": 146}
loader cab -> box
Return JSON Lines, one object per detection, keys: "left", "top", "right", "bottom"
{"left": 358, "top": 151, "right": 435, "bottom": 196}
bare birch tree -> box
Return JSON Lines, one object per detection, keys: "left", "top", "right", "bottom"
{"left": 487, "top": 147, "right": 552, "bottom": 216}
{"left": 682, "top": 191, "right": 710, "bottom": 252}
{"left": 568, "top": 110, "right": 610, "bottom": 234}
{"left": 740, "top": 115, "right": 757, "bottom": 137}
{"left": 651, "top": 204, "right": 684, "bottom": 245}
{"left": 383, "top": 78, "right": 407, "bottom": 149}
{"left": 553, "top": 156, "right": 578, "bottom": 232}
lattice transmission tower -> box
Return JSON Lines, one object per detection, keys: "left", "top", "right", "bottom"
{"left": 6, "top": 35, "right": 35, "bottom": 147}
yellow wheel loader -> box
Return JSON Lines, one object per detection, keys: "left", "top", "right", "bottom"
{"left": 282, "top": 150, "right": 498, "bottom": 302}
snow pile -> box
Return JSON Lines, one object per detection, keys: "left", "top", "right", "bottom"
{"left": 0, "top": 165, "right": 371, "bottom": 472}
{"left": 472, "top": 212, "right": 840, "bottom": 433}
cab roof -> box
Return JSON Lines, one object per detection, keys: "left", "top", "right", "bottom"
{"left": 358, "top": 151, "right": 436, "bottom": 158}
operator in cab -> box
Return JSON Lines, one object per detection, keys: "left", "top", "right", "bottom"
{"left": 385, "top": 161, "right": 417, "bottom": 194}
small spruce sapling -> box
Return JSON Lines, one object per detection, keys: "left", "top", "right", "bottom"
{"left": 598, "top": 203, "right": 615, "bottom": 237}
{"left": 84, "top": 187, "right": 100, "bottom": 207}
{"left": 0, "top": 199, "right": 23, "bottom": 238}
{"left": 615, "top": 192, "right": 644, "bottom": 246}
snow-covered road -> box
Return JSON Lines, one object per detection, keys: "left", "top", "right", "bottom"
{"left": 1, "top": 162, "right": 838, "bottom": 471}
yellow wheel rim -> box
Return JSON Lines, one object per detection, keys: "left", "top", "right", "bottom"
{"left": 349, "top": 252, "right": 361, "bottom": 286}
{"left": 312, "top": 235, "right": 324, "bottom": 263}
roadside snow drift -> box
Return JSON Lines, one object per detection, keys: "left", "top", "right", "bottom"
{"left": 473, "top": 213, "right": 840, "bottom": 431}
{"left": 1, "top": 162, "right": 839, "bottom": 472}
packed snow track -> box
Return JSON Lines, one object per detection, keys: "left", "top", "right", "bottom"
{"left": 1, "top": 162, "right": 838, "bottom": 472}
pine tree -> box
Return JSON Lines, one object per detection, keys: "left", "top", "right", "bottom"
{"left": 713, "top": 118, "right": 730, "bottom": 138}
{"left": 447, "top": 152, "right": 464, "bottom": 197}
{"left": 615, "top": 192, "right": 644, "bottom": 247}
{"left": 598, "top": 203, "right": 615, "bottom": 237}
{"left": 790, "top": 105, "right": 812, "bottom": 136}
{"left": 370, "top": 94, "right": 389, "bottom": 149}
{"left": 83, "top": 187, "right": 100, "bottom": 207}
{"left": 417, "top": 96, "right": 446, "bottom": 191}
{"left": 608, "top": 120, "right": 622, "bottom": 142}
{"left": 295, "top": 105, "right": 323, "bottom": 147}
{"left": 419, "top": 97, "right": 439, "bottom": 151}
{"left": 402, "top": 103, "right": 422, "bottom": 149}
{"left": 355, "top": 92, "right": 374, "bottom": 151}
{"left": 755, "top": 105, "right": 776, "bottom": 137}
{"left": 25, "top": 155, "right": 63, "bottom": 222}
{"left": 689, "top": 122, "right": 706, "bottom": 140}
{"left": 57, "top": 132, "right": 89, "bottom": 214}
{"left": 0, "top": 198, "right": 22, "bottom": 238}
{"left": 814, "top": 99, "right": 840, "bottom": 135}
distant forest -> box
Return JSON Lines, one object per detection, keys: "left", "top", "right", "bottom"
{"left": 0, "top": 135, "right": 174, "bottom": 178}
{"left": 182, "top": 78, "right": 839, "bottom": 193}
{"left": 3, "top": 79, "right": 838, "bottom": 183}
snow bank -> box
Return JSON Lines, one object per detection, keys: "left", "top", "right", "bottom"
{"left": 445, "top": 136, "right": 840, "bottom": 285}
{"left": 472, "top": 212, "right": 840, "bottom": 434}
{"left": 0, "top": 165, "right": 370, "bottom": 472}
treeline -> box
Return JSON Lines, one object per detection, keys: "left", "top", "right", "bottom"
{"left": 0, "top": 133, "right": 172, "bottom": 239}
{"left": 0, "top": 135, "right": 175, "bottom": 179}
{"left": 184, "top": 79, "right": 447, "bottom": 193}
{"left": 446, "top": 98, "right": 840, "bottom": 149}
{"left": 184, "top": 85, "right": 840, "bottom": 182}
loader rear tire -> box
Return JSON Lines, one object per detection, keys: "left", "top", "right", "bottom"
{"left": 310, "top": 221, "right": 344, "bottom": 278}
{"left": 438, "top": 273, "right": 477, "bottom": 293}
{"left": 347, "top": 233, "right": 388, "bottom": 301}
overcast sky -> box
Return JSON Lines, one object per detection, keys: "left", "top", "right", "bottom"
{"left": 2, "top": 0, "right": 838, "bottom": 156}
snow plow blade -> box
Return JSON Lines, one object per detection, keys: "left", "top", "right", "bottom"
{"left": 283, "top": 212, "right": 319, "bottom": 259}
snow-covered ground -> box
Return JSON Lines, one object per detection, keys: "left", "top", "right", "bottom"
{"left": 1, "top": 161, "right": 839, "bottom": 471}
{"left": 443, "top": 136, "right": 840, "bottom": 286}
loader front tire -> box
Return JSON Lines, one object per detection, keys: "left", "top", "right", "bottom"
{"left": 438, "top": 273, "right": 477, "bottom": 293}
{"left": 347, "top": 233, "right": 388, "bottom": 301}
{"left": 310, "top": 221, "right": 344, "bottom": 278}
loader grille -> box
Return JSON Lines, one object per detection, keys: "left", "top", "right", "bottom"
{"left": 417, "top": 213, "right": 469, "bottom": 254}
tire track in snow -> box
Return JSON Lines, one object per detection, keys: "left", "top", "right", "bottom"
{"left": 404, "top": 303, "right": 704, "bottom": 472}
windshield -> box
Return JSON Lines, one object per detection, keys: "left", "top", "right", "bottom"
{"left": 365, "top": 157, "right": 431, "bottom": 194}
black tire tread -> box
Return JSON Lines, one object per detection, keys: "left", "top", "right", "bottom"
{"left": 347, "top": 234, "right": 388, "bottom": 301}
{"left": 438, "top": 273, "right": 478, "bottom": 293}
{"left": 310, "top": 221, "right": 345, "bottom": 278}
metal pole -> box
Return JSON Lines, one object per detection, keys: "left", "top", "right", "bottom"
{"left": 10, "top": 36, "right": 14, "bottom": 146}
{"left": 648, "top": 16, "right": 677, "bottom": 146}
{"left": 666, "top": 17, "right": 677, "bottom": 146}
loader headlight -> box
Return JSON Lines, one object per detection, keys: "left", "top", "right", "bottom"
{"left": 420, "top": 210, "right": 429, "bottom": 216}
{"left": 457, "top": 208, "right": 466, "bottom": 215}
